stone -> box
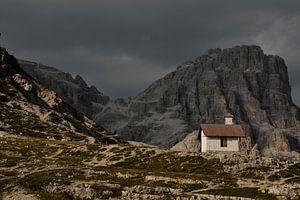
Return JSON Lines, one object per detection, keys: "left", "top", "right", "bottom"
{"left": 171, "top": 130, "right": 201, "bottom": 153}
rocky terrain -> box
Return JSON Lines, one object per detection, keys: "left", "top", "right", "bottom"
{"left": 19, "top": 59, "right": 110, "bottom": 118}
{"left": 1, "top": 46, "right": 300, "bottom": 199}
{"left": 0, "top": 47, "right": 121, "bottom": 144}
{"left": 0, "top": 133, "right": 299, "bottom": 199}
{"left": 171, "top": 131, "right": 201, "bottom": 153}
{"left": 94, "top": 45, "right": 300, "bottom": 156}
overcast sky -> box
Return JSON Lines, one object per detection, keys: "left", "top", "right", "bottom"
{"left": 1, "top": 0, "right": 300, "bottom": 104}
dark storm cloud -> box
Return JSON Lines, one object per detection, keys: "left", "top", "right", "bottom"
{"left": 1, "top": 0, "right": 300, "bottom": 103}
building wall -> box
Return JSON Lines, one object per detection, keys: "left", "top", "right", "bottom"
{"left": 225, "top": 117, "right": 233, "bottom": 125}
{"left": 201, "top": 130, "right": 239, "bottom": 152}
{"left": 201, "top": 131, "right": 208, "bottom": 152}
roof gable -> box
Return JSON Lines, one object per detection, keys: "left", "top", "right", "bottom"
{"left": 200, "top": 124, "right": 246, "bottom": 137}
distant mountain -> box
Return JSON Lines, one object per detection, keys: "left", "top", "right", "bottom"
{"left": 95, "top": 45, "right": 300, "bottom": 155}
{"left": 0, "top": 47, "right": 122, "bottom": 144}
{"left": 19, "top": 59, "right": 109, "bottom": 118}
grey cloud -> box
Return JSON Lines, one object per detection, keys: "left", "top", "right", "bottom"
{"left": 1, "top": 0, "right": 300, "bottom": 104}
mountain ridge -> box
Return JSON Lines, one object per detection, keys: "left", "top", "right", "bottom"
{"left": 0, "top": 47, "right": 122, "bottom": 144}
{"left": 19, "top": 59, "right": 110, "bottom": 118}
{"left": 18, "top": 45, "right": 300, "bottom": 155}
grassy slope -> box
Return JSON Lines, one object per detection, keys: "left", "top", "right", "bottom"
{"left": 2, "top": 136, "right": 297, "bottom": 199}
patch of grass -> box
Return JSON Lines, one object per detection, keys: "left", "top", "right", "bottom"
{"left": 240, "top": 172, "right": 264, "bottom": 179}
{"left": 146, "top": 180, "right": 206, "bottom": 191}
{"left": 37, "top": 191, "right": 75, "bottom": 200}
{"left": 0, "top": 171, "right": 17, "bottom": 177}
{"left": 112, "top": 152, "right": 237, "bottom": 187}
{"left": 123, "top": 152, "right": 132, "bottom": 157}
{"left": 269, "top": 163, "right": 300, "bottom": 181}
{"left": 110, "top": 147, "right": 120, "bottom": 152}
{"left": 0, "top": 180, "right": 7, "bottom": 191}
{"left": 285, "top": 177, "right": 300, "bottom": 184}
{"left": 287, "top": 163, "right": 300, "bottom": 176}
{"left": 109, "top": 156, "right": 123, "bottom": 162}
{"left": 0, "top": 103, "right": 89, "bottom": 142}
{"left": 88, "top": 170, "right": 145, "bottom": 187}
{"left": 87, "top": 144, "right": 100, "bottom": 152}
{"left": 113, "top": 152, "right": 223, "bottom": 175}
{"left": 268, "top": 174, "right": 281, "bottom": 181}
{"left": 99, "top": 147, "right": 107, "bottom": 152}
{"left": 240, "top": 166, "right": 268, "bottom": 180}
{"left": 19, "top": 172, "right": 59, "bottom": 191}
{"left": 0, "top": 177, "right": 18, "bottom": 195}
{"left": 64, "top": 132, "right": 85, "bottom": 141}
{"left": 0, "top": 157, "right": 20, "bottom": 167}
{"left": 57, "top": 149, "right": 96, "bottom": 166}
{"left": 146, "top": 150, "right": 156, "bottom": 155}
{"left": 202, "top": 187, "right": 277, "bottom": 200}
{"left": 90, "top": 185, "right": 122, "bottom": 199}
{"left": 18, "top": 169, "right": 85, "bottom": 191}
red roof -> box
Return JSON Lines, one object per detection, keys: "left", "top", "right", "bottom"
{"left": 200, "top": 124, "right": 246, "bottom": 137}
{"left": 224, "top": 113, "right": 234, "bottom": 118}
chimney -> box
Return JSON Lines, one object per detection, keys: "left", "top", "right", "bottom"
{"left": 224, "top": 113, "right": 234, "bottom": 125}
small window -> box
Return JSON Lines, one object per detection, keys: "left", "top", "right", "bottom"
{"left": 221, "top": 137, "right": 228, "bottom": 147}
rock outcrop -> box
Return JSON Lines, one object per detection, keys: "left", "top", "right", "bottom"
{"left": 95, "top": 45, "right": 300, "bottom": 154}
{"left": 19, "top": 59, "right": 109, "bottom": 118}
{"left": 0, "top": 47, "right": 122, "bottom": 144}
{"left": 171, "top": 131, "right": 201, "bottom": 153}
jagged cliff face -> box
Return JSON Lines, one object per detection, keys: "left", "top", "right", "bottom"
{"left": 19, "top": 60, "right": 109, "bottom": 118}
{"left": 0, "top": 47, "right": 121, "bottom": 144}
{"left": 95, "top": 45, "right": 300, "bottom": 153}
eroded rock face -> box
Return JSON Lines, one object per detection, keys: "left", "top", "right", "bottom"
{"left": 171, "top": 131, "right": 201, "bottom": 153}
{"left": 19, "top": 60, "right": 109, "bottom": 118}
{"left": 0, "top": 47, "right": 122, "bottom": 144}
{"left": 96, "top": 45, "right": 300, "bottom": 154}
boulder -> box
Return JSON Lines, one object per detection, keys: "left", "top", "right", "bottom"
{"left": 171, "top": 131, "right": 201, "bottom": 153}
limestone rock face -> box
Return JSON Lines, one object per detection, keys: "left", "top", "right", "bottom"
{"left": 19, "top": 60, "right": 109, "bottom": 118}
{"left": 96, "top": 45, "right": 300, "bottom": 154}
{"left": 171, "top": 131, "right": 201, "bottom": 153}
{"left": 0, "top": 47, "right": 122, "bottom": 144}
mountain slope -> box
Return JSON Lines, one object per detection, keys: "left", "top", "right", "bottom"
{"left": 19, "top": 59, "right": 109, "bottom": 118}
{"left": 18, "top": 45, "right": 300, "bottom": 154}
{"left": 95, "top": 45, "right": 300, "bottom": 154}
{"left": 0, "top": 47, "right": 121, "bottom": 144}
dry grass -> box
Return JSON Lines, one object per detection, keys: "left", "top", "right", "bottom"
{"left": 0, "top": 135, "right": 299, "bottom": 199}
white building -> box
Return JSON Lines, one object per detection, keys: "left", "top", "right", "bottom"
{"left": 200, "top": 114, "right": 245, "bottom": 152}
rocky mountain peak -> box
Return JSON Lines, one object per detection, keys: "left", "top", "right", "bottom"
{"left": 75, "top": 75, "right": 88, "bottom": 87}
{"left": 19, "top": 60, "right": 110, "bottom": 118}
{"left": 96, "top": 45, "right": 300, "bottom": 155}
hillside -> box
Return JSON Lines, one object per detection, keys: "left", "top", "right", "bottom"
{"left": 0, "top": 47, "right": 121, "bottom": 144}
{"left": 19, "top": 59, "right": 110, "bottom": 118}
{"left": 1, "top": 134, "right": 300, "bottom": 199}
